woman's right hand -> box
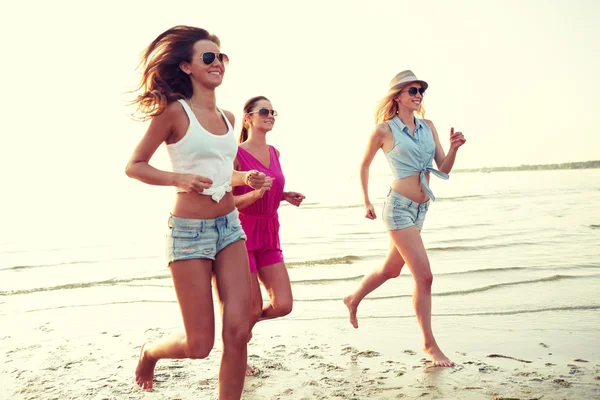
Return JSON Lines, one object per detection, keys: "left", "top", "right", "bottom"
{"left": 254, "top": 177, "right": 274, "bottom": 199}
{"left": 175, "top": 173, "right": 213, "bottom": 194}
{"left": 365, "top": 203, "right": 376, "bottom": 220}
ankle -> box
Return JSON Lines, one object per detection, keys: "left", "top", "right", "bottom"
{"left": 423, "top": 341, "right": 439, "bottom": 352}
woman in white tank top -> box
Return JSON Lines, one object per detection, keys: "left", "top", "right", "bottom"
{"left": 125, "top": 26, "right": 270, "bottom": 399}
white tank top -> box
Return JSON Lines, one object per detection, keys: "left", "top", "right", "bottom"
{"left": 166, "top": 99, "right": 237, "bottom": 202}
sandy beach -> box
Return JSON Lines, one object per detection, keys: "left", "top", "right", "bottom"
{"left": 2, "top": 299, "right": 599, "bottom": 400}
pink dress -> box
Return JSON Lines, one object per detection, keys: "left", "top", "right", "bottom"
{"left": 234, "top": 145, "right": 286, "bottom": 273}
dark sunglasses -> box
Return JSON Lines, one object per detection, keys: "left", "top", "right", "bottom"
{"left": 248, "top": 108, "right": 278, "bottom": 117}
{"left": 401, "top": 87, "right": 426, "bottom": 96}
{"left": 199, "top": 52, "right": 229, "bottom": 66}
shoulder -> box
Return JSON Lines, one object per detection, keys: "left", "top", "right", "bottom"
{"left": 239, "top": 142, "right": 249, "bottom": 152}
{"left": 373, "top": 122, "right": 392, "bottom": 140}
{"left": 423, "top": 119, "right": 436, "bottom": 131}
{"left": 222, "top": 109, "right": 235, "bottom": 127}
{"left": 270, "top": 145, "right": 280, "bottom": 158}
{"left": 150, "top": 100, "right": 187, "bottom": 130}
{"left": 158, "top": 100, "right": 187, "bottom": 120}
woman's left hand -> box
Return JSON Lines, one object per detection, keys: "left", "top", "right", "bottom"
{"left": 450, "top": 127, "right": 466, "bottom": 151}
{"left": 283, "top": 191, "right": 306, "bottom": 207}
{"left": 245, "top": 170, "right": 267, "bottom": 190}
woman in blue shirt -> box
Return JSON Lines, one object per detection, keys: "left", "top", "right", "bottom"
{"left": 344, "top": 70, "right": 466, "bottom": 367}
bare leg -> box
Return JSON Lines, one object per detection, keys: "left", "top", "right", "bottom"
{"left": 213, "top": 240, "right": 252, "bottom": 399}
{"left": 257, "top": 262, "right": 293, "bottom": 320}
{"left": 389, "top": 227, "right": 454, "bottom": 367}
{"left": 246, "top": 273, "right": 262, "bottom": 376}
{"left": 246, "top": 263, "right": 292, "bottom": 376}
{"left": 344, "top": 241, "right": 405, "bottom": 328}
{"left": 135, "top": 259, "right": 215, "bottom": 390}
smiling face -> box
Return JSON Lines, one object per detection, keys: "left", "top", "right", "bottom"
{"left": 394, "top": 82, "right": 424, "bottom": 113}
{"left": 246, "top": 99, "right": 276, "bottom": 133}
{"left": 180, "top": 39, "right": 226, "bottom": 89}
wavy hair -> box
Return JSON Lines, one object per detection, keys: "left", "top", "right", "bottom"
{"left": 131, "top": 25, "right": 220, "bottom": 121}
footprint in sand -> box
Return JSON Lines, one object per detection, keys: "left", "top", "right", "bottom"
{"left": 553, "top": 378, "right": 571, "bottom": 387}
{"left": 403, "top": 349, "right": 417, "bottom": 356}
{"left": 357, "top": 350, "right": 381, "bottom": 358}
{"left": 341, "top": 346, "right": 358, "bottom": 355}
{"left": 478, "top": 364, "right": 500, "bottom": 373}
{"left": 318, "top": 362, "right": 344, "bottom": 372}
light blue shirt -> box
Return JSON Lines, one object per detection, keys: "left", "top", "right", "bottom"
{"left": 384, "top": 116, "right": 449, "bottom": 201}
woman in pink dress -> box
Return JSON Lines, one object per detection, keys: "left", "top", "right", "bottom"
{"left": 233, "top": 96, "right": 305, "bottom": 376}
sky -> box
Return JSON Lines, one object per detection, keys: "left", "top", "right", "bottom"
{"left": 0, "top": 0, "right": 599, "bottom": 231}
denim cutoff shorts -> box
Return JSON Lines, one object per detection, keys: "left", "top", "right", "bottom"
{"left": 382, "top": 188, "right": 430, "bottom": 231}
{"left": 166, "top": 209, "right": 247, "bottom": 263}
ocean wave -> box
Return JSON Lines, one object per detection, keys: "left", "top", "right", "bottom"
{"left": 287, "top": 255, "right": 363, "bottom": 267}
{"left": 0, "top": 255, "right": 160, "bottom": 272}
{"left": 0, "top": 274, "right": 171, "bottom": 296}
{"left": 291, "top": 275, "right": 365, "bottom": 285}
{"left": 287, "top": 263, "right": 599, "bottom": 285}
{"left": 430, "top": 230, "right": 540, "bottom": 245}
{"left": 427, "top": 241, "right": 540, "bottom": 252}
{"left": 286, "top": 195, "right": 487, "bottom": 211}
{"left": 4, "top": 260, "right": 598, "bottom": 295}
{"left": 292, "top": 305, "right": 600, "bottom": 321}
{"left": 436, "top": 194, "right": 485, "bottom": 202}
{"left": 442, "top": 264, "right": 599, "bottom": 276}
{"left": 24, "top": 300, "right": 177, "bottom": 313}
{"left": 293, "top": 274, "right": 595, "bottom": 302}
{"left": 434, "top": 223, "right": 494, "bottom": 230}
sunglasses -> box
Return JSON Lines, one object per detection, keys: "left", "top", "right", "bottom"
{"left": 199, "top": 52, "right": 229, "bottom": 66}
{"left": 401, "top": 87, "right": 426, "bottom": 96}
{"left": 248, "top": 108, "right": 278, "bottom": 117}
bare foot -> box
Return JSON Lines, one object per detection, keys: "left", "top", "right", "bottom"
{"left": 343, "top": 295, "right": 359, "bottom": 329}
{"left": 245, "top": 364, "right": 260, "bottom": 376}
{"left": 424, "top": 345, "right": 454, "bottom": 367}
{"left": 135, "top": 344, "right": 158, "bottom": 390}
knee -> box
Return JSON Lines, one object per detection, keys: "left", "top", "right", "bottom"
{"left": 415, "top": 270, "right": 433, "bottom": 289}
{"left": 382, "top": 264, "right": 402, "bottom": 279}
{"left": 185, "top": 337, "right": 213, "bottom": 359}
{"left": 223, "top": 321, "right": 250, "bottom": 348}
{"left": 273, "top": 298, "right": 293, "bottom": 317}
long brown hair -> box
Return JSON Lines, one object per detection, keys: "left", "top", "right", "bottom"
{"left": 239, "top": 96, "right": 269, "bottom": 143}
{"left": 375, "top": 84, "right": 426, "bottom": 124}
{"left": 131, "top": 25, "right": 221, "bottom": 121}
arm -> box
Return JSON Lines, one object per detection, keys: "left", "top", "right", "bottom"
{"left": 232, "top": 170, "right": 250, "bottom": 186}
{"left": 426, "top": 120, "right": 466, "bottom": 174}
{"left": 125, "top": 103, "right": 212, "bottom": 192}
{"left": 361, "top": 124, "right": 388, "bottom": 219}
{"left": 234, "top": 190, "right": 262, "bottom": 210}
{"left": 231, "top": 167, "right": 270, "bottom": 189}
{"left": 232, "top": 155, "right": 273, "bottom": 209}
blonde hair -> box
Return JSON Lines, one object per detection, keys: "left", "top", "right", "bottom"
{"left": 374, "top": 84, "right": 426, "bottom": 124}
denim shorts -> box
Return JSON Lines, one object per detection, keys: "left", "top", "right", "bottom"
{"left": 382, "top": 188, "right": 430, "bottom": 231}
{"left": 166, "top": 209, "right": 247, "bottom": 263}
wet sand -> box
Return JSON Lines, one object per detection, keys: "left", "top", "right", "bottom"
{"left": 2, "top": 304, "right": 599, "bottom": 400}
